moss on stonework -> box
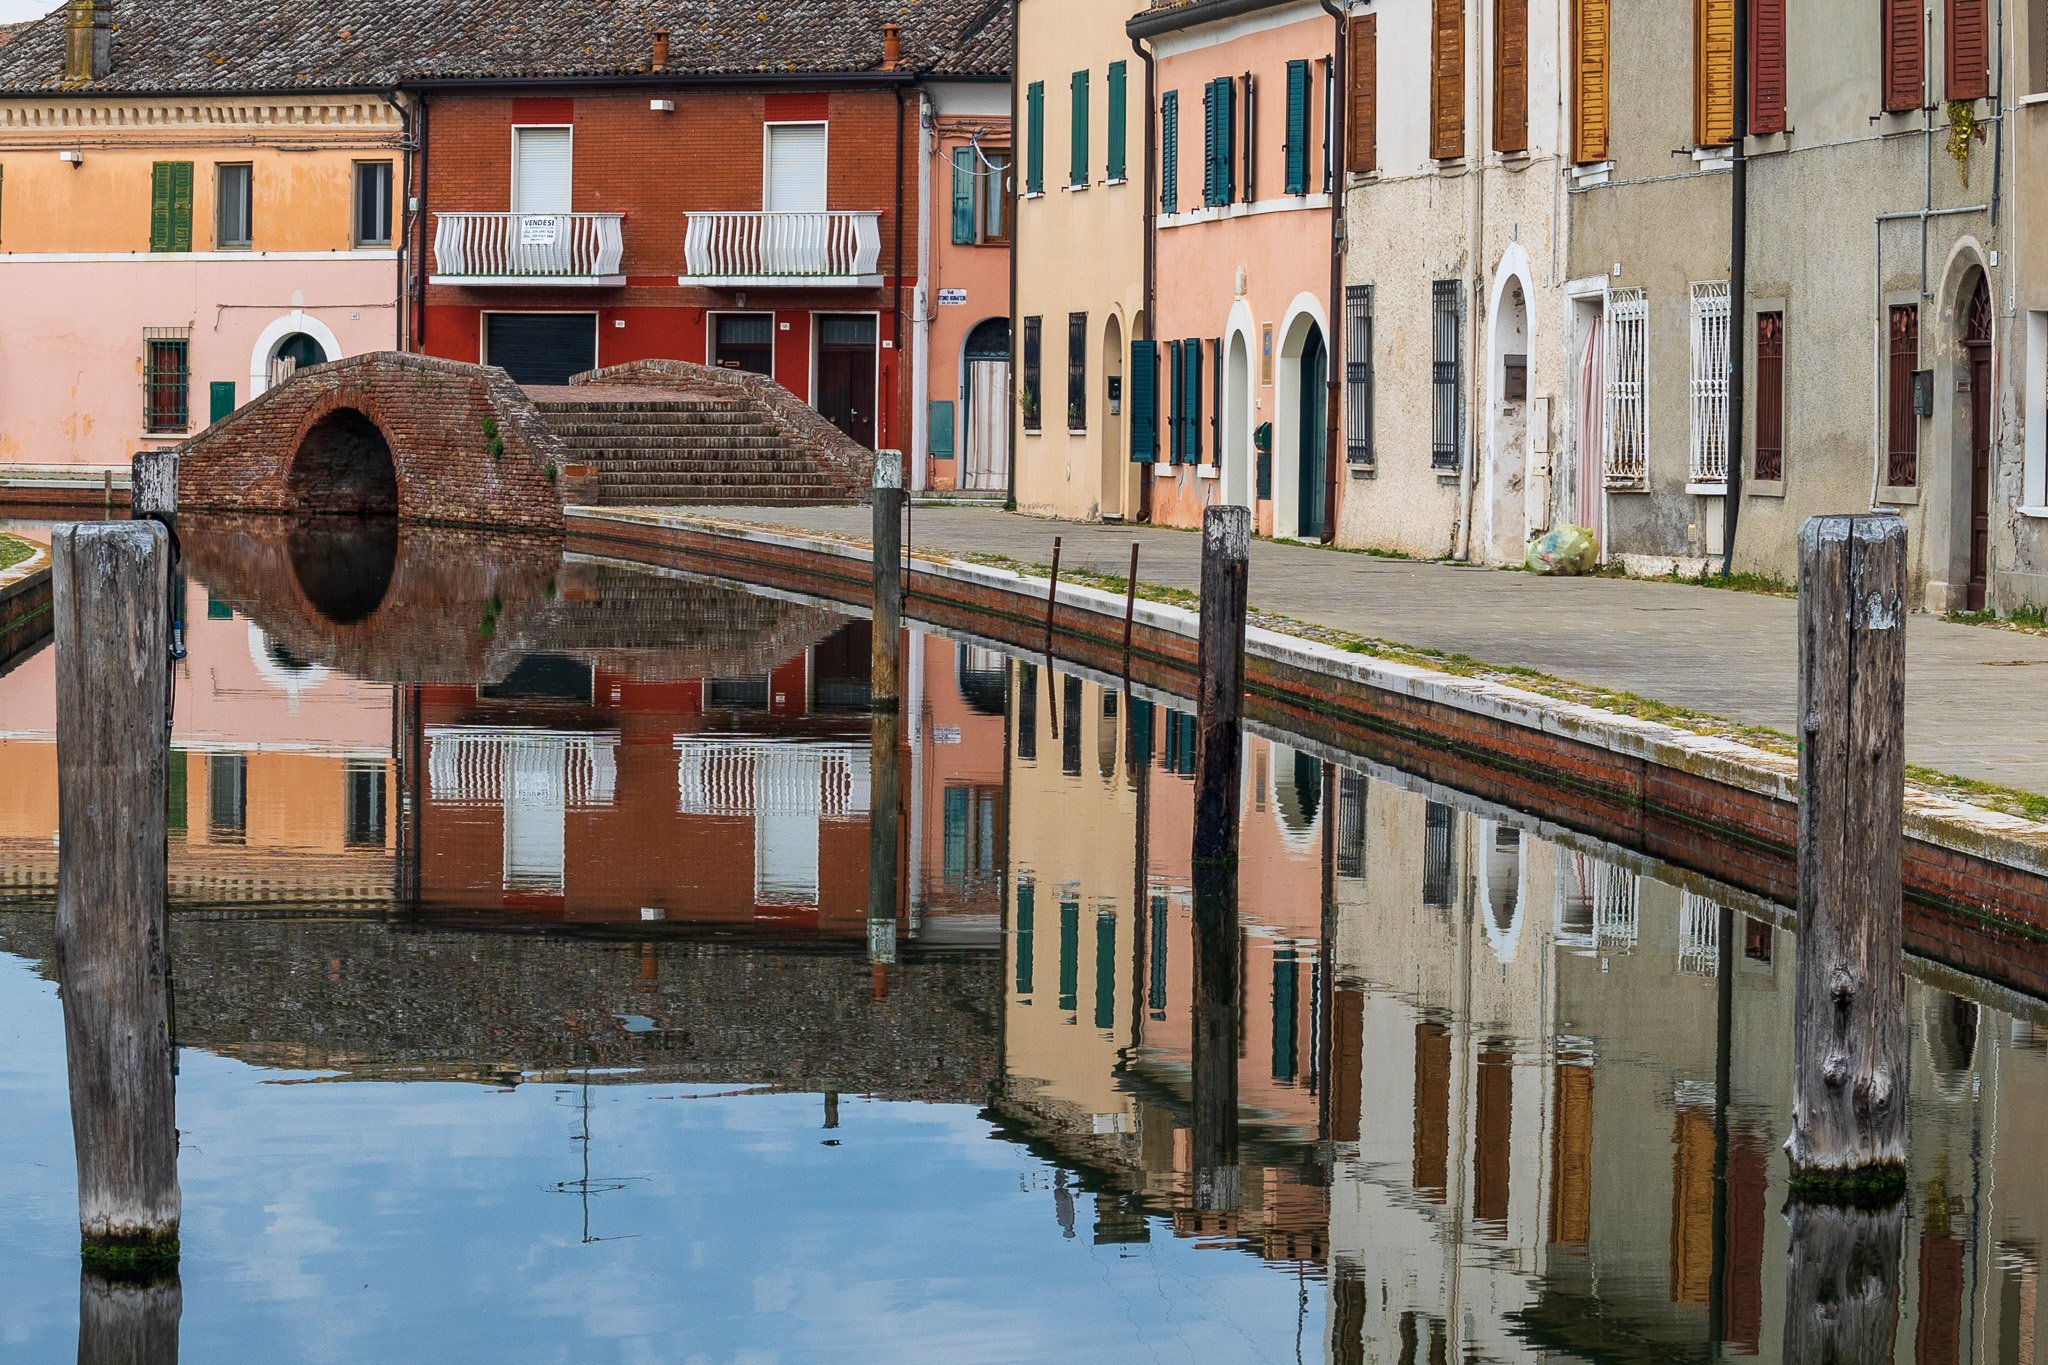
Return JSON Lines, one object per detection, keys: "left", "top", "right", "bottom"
{"left": 1788, "top": 1161, "right": 1909, "bottom": 1209}
{"left": 81, "top": 1232, "right": 180, "bottom": 1273}
{"left": 0, "top": 533, "right": 33, "bottom": 573}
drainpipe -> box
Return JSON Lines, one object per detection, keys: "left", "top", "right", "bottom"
{"left": 1318, "top": 0, "right": 1346, "bottom": 544}
{"left": 1720, "top": 0, "right": 1749, "bottom": 575}
{"left": 413, "top": 94, "right": 430, "bottom": 353}
{"left": 913, "top": 91, "right": 934, "bottom": 492}
{"left": 1455, "top": 0, "right": 1486, "bottom": 562}
{"left": 380, "top": 89, "right": 413, "bottom": 352}
{"left": 892, "top": 85, "right": 908, "bottom": 455}
{"left": 1007, "top": 1, "right": 1021, "bottom": 512}
{"left": 1132, "top": 28, "right": 1158, "bottom": 524}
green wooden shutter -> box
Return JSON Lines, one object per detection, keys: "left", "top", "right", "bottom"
{"left": 1161, "top": 91, "right": 1180, "bottom": 212}
{"left": 951, "top": 148, "right": 975, "bottom": 243}
{"left": 1167, "top": 340, "right": 1184, "bottom": 462}
{"left": 208, "top": 381, "right": 236, "bottom": 424}
{"left": 1285, "top": 59, "right": 1311, "bottom": 194}
{"left": 1210, "top": 337, "right": 1223, "bottom": 459}
{"left": 1107, "top": 62, "right": 1128, "bottom": 181}
{"left": 929, "top": 399, "right": 955, "bottom": 459}
{"left": 1217, "top": 79, "right": 1236, "bottom": 204}
{"left": 1130, "top": 338, "right": 1158, "bottom": 462}
{"left": 150, "top": 162, "right": 175, "bottom": 252}
{"left": 1185, "top": 338, "right": 1203, "bottom": 460}
{"left": 164, "top": 161, "right": 193, "bottom": 253}
{"left": 1202, "top": 82, "right": 1218, "bottom": 206}
{"left": 1026, "top": 82, "right": 1045, "bottom": 195}
{"left": 1070, "top": 70, "right": 1090, "bottom": 187}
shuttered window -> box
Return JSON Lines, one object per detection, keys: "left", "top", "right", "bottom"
{"left": 1604, "top": 288, "right": 1649, "bottom": 486}
{"left": 1185, "top": 338, "right": 1204, "bottom": 461}
{"left": 1887, "top": 304, "right": 1919, "bottom": 486}
{"left": 1432, "top": 0, "right": 1466, "bottom": 160}
{"left": 1167, "top": 340, "right": 1183, "bottom": 462}
{"left": 1883, "top": 0, "right": 1924, "bottom": 113}
{"left": 1108, "top": 61, "right": 1129, "bottom": 181}
{"left": 1161, "top": 90, "right": 1180, "bottom": 212}
{"left": 1750, "top": 0, "right": 1787, "bottom": 133}
{"left": 1573, "top": 0, "right": 1610, "bottom": 163}
{"left": 1067, "top": 312, "right": 1088, "bottom": 430}
{"left": 1753, "top": 312, "right": 1784, "bottom": 481}
{"left": 1025, "top": 81, "right": 1045, "bottom": 194}
{"left": 1203, "top": 77, "right": 1236, "bottom": 206}
{"left": 149, "top": 161, "right": 194, "bottom": 253}
{"left": 1070, "top": 70, "right": 1090, "bottom": 188}
{"left": 952, "top": 148, "right": 976, "bottom": 244}
{"left": 1285, "top": 59, "right": 1312, "bottom": 194}
{"left": 1243, "top": 72, "right": 1258, "bottom": 202}
{"left": 1689, "top": 282, "right": 1731, "bottom": 484}
{"left": 1022, "top": 316, "right": 1042, "bottom": 431}
{"left": 514, "top": 126, "right": 575, "bottom": 214}
{"left": 1210, "top": 336, "right": 1224, "bottom": 460}
{"left": 1947, "top": 0, "right": 1988, "bottom": 99}
{"left": 1695, "top": 0, "right": 1736, "bottom": 146}
{"left": 1495, "top": 0, "right": 1529, "bottom": 153}
{"left": 1348, "top": 14, "right": 1377, "bottom": 174}
{"left": 1346, "top": 285, "right": 1374, "bottom": 467}
{"left": 1130, "top": 339, "right": 1159, "bottom": 463}
{"left": 1431, "top": 281, "right": 1464, "bottom": 469}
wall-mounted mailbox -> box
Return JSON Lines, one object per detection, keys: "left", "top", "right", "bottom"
{"left": 1107, "top": 375, "right": 1122, "bottom": 416}
{"left": 1503, "top": 355, "right": 1528, "bottom": 403}
{"left": 1912, "top": 369, "right": 1934, "bottom": 417}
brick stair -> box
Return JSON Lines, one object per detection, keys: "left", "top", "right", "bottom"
{"left": 532, "top": 397, "right": 861, "bottom": 507}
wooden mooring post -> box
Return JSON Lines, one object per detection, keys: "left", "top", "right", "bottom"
{"left": 1788, "top": 513, "right": 1908, "bottom": 1203}
{"left": 78, "top": 1264, "right": 182, "bottom": 1365}
{"left": 870, "top": 450, "right": 904, "bottom": 712}
{"left": 868, "top": 708, "right": 902, "bottom": 997}
{"left": 52, "top": 521, "right": 180, "bottom": 1269}
{"left": 1120, "top": 541, "right": 1140, "bottom": 676}
{"left": 1193, "top": 506, "right": 1250, "bottom": 866}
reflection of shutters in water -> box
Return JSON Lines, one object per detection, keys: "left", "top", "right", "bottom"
{"left": 1422, "top": 801, "right": 1455, "bottom": 908}
{"left": 1678, "top": 891, "right": 1720, "bottom": 976}
{"left": 1335, "top": 769, "right": 1368, "bottom": 879}
{"left": 1474, "top": 1045, "right": 1512, "bottom": 1225}
{"left": 503, "top": 738, "right": 568, "bottom": 893}
{"left": 673, "top": 738, "right": 871, "bottom": 908}
{"left": 1670, "top": 1102, "right": 1715, "bottom": 1304}
{"left": 1413, "top": 1018, "right": 1451, "bottom": 1200}
{"left": 1549, "top": 1060, "right": 1592, "bottom": 1245}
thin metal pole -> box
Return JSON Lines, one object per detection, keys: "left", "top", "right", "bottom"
{"left": 1121, "top": 540, "right": 1141, "bottom": 676}
{"left": 1043, "top": 534, "right": 1063, "bottom": 655}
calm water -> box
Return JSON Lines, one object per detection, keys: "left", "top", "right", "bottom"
{"left": 1, "top": 515, "right": 2044, "bottom": 1362}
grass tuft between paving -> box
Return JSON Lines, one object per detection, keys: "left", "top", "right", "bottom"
{"left": 0, "top": 534, "right": 34, "bottom": 574}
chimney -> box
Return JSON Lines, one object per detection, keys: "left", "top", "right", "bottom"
{"left": 650, "top": 28, "right": 669, "bottom": 73}
{"left": 881, "top": 22, "right": 901, "bottom": 71}
{"left": 63, "top": 0, "right": 111, "bottom": 84}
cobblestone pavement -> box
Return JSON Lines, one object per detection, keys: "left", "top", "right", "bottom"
{"left": 684, "top": 503, "right": 2048, "bottom": 797}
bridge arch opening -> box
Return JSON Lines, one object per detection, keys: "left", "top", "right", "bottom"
{"left": 289, "top": 407, "right": 399, "bottom": 518}
{"left": 286, "top": 518, "right": 398, "bottom": 626}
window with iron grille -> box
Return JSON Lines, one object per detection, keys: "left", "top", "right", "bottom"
{"left": 143, "top": 328, "right": 191, "bottom": 434}
{"left": 1887, "top": 304, "right": 1919, "bottom": 486}
{"left": 1021, "top": 316, "right": 1042, "bottom": 432}
{"left": 1688, "top": 281, "right": 1730, "bottom": 484}
{"left": 1430, "top": 280, "right": 1464, "bottom": 470}
{"left": 1422, "top": 800, "right": 1456, "bottom": 909}
{"left": 1754, "top": 312, "right": 1784, "bottom": 480}
{"left": 1345, "top": 285, "right": 1374, "bottom": 466}
{"left": 1067, "top": 312, "right": 1087, "bottom": 431}
{"left": 1603, "top": 287, "right": 1648, "bottom": 487}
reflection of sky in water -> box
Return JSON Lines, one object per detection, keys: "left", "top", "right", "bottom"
{"left": 0, "top": 957, "right": 1317, "bottom": 1363}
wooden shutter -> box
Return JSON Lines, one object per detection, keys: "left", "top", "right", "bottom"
{"left": 1167, "top": 339, "right": 1184, "bottom": 461}
{"left": 1185, "top": 338, "right": 1204, "bottom": 460}
{"left": 1696, "top": 0, "right": 1735, "bottom": 146}
{"left": 1431, "top": 0, "right": 1465, "bottom": 160}
{"left": 1348, "top": 13, "right": 1377, "bottom": 174}
{"left": 1161, "top": 90, "right": 1180, "bottom": 212}
{"left": 1130, "top": 339, "right": 1158, "bottom": 463}
{"left": 1215, "top": 76, "right": 1236, "bottom": 203}
{"left": 1026, "top": 82, "right": 1044, "bottom": 195}
{"left": 929, "top": 399, "right": 956, "bottom": 459}
{"left": 151, "top": 161, "right": 194, "bottom": 253}
{"left": 1882, "top": 0, "right": 1924, "bottom": 112}
{"left": 1947, "top": 0, "right": 1988, "bottom": 99}
{"left": 1210, "top": 336, "right": 1223, "bottom": 460}
{"left": 1202, "top": 82, "right": 1218, "bottom": 207}
{"left": 1285, "top": 59, "right": 1311, "bottom": 193}
{"left": 1494, "top": 0, "right": 1529, "bottom": 153}
{"left": 1750, "top": 0, "right": 1787, "bottom": 133}
{"left": 951, "top": 148, "right": 975, "bottom": 244}
{"left": 1108, "top": 60, "right": 1128, "bottom": 181}
{"left": 1071, "top": 70, "right": 1090, "bottom": 187}
{"left": 1573, "top": 0, "right": 1610, "bottom": 163}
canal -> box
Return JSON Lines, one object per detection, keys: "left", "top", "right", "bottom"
{"left": 0, "top": 515, "right": 2042, "bottom": 1361}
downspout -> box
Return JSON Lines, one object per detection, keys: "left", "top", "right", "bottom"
{"left": 1720, "top": 0, "right": 1749, "bottom": 575}
{"left": 1318, "top": 0, "right": 1347, "bottom": 544}
{"left": 380, "top": 89, "right": 413, "bottom": 352}
{"left": 413, "top": 94, "right": 430, "bottom": 353}
{"left": 1456, "top": 0, "right": 1486, "bottom": 561}
{"left": 1007, "top": 1, "right": 1021, "bottom": 512}
{"left": 1133, "top": 28, "right": 1158, "bottom": 524}
{"left": 913, "top": 90, "right": 935, "bottom": 492}
{"left": 893, "top": 85, "right": 909, "bottom": 455}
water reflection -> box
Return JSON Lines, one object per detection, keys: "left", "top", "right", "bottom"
{"left": 1, "top": 529, "right": 2047, "bottom": 1359}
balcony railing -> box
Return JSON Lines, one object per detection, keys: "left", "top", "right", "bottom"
{"left": 431, "top": 212, "right": 626, "bottom": 286}
{"left": 681, "top": 211, "right": 883, "bottom": 287}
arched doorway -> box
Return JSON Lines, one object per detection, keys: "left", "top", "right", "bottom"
{"left": 1224, "top": 331, "right": 1253, "bottom": 509}
{"left": 270, "top": 332, "right": 329, "bottom": 388}
{"left": 1963, "top": 275, "right": 1993, "bottom": 610}
{"left": 1101, "top": 313, "right": 1125, "bottom": 517}
{"left": 289, "top": 408, "right": 399, "bottom": 517}
{"left": 962, "top": 317, "right": 1011, "bottom": 493}
{"left": 1295, "top": 324, "right": 1328, "bottom": 539}
{"left": 1486, "top": 277, "right": 1532, "bottom": 564}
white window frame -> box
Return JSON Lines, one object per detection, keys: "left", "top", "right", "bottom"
{"left": 510, "top": 123, "right": 574, "bottom": 215}
{"left": 1688, "top": 281, "right": 1731, "bottom": 488}
{"left": 352, "top": 159, "right": 394, "bottom": 248}
{"left": 1603, "top": 286, "right": 1649, "bottom": 488}
{"left": 763, "top": 120, "right": 830, "bottom": 214}
{"left": 214, "top": 162, "right": 253, "bottom": 251}
{"left": 2025, "top": 310, "right": 2048, "bottom": 514}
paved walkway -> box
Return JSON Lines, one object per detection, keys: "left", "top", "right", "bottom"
{"left": 686, "top": 504, "right": 2048, "bottom": 796}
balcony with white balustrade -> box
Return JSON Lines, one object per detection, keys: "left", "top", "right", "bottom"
{"left": 680, "top": 211, "right": 884, "bottom": 288}
{"left": 430, "top": 213, "right": 627, "bottom": 287}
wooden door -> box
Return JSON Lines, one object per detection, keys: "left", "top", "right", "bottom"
{"left": 816, "top": 316, "right": 878, "bottom": 447}
{"left": 1297, "top": 326, "right": 1328, "bottom": 539}
{"left": 1966, "top": 278, "right": 1992, "bottom": 611}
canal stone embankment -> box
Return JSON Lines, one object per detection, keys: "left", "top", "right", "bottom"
{"left": 0, "top": 534, "right": 51, "bottom": 676}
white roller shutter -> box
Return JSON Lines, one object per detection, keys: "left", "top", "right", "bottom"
{"left": 765, "top": 124, "right": 828, "bottom": 212}
{"left": 513, "top": 126, "right": 573, "bottom": 214}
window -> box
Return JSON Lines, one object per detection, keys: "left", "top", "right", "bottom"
{"left": 1348, "top": 14, "right": 1378, "bottom": 174}
{"left": 764, "top": 123, "right": 826, "bottom": 213}
{"left": 1161, "top": 90, "right": 1181, "bottom": 212}
{"left": 1022, "top": 316, "right": 1042, "bottom": 432}
{"left": 354, "top": 160, "right": 393, "bottom": 246}
{"left": 1604, "top": 287, "right": 1649, "bottom": 485}
{"left": 1432, "top": 0, "right": 1466, "bottom": 160}
{"left": 1495, "top": 0, "right": 1529, "bottom": 153}
{"left": 1107, "top": 61, "right": 1129, "bottom": 181}
{"left": 1284, "top": 59, "right": 1313, "bottom": 194}
{"left": 214, "top": 163, "right": 252, "bottom": 249}
{"left": 951, "top": 146, "right": 1011, "bottom": 245}
{"left": 345, "top": 760, "right": 386, "bottom": 849}
{"left": 1422, "top": 801, "right": 1456, "bottom": 909}
{"left": 1203, "top": 77, "right": 1236, "bottom": 206}
{"left": 1888, "top": 304, "right": 1920, "bottom": 486}
{"left": 1025, "top": 81, "right": 1045, "bottom": 195}
{"left": 1689, "top": 281, "right": 1731, "bottom": 484}
{"left": 208, "top": 753, "right": 247, "bottom": 845}
{"left": 512, "top": 126, "right": 573, "bottom": 214}
{"left": 1431, "top": 280, "right": 1464, "bottom": 470}
{"left": 1067, "top": 312, "right": 1088, "bottom": 431}
{"left": 1070, "top": 69, "right": 1090, "bottom": 188}
{"left": 143, "top": 329, "right": 190, "bottom": 434}
{"left": 1696, "top": 0, "right": 1735, "bottom": 146}
{"left": 148, "top": 161, "right": 193, "bottom": 253}
{"left": 1750, "top": 0, "right": 1787, "bottom": 133}
{"left": 1754, "top": 312, "right": 1785, "bottom": 480}
{"left": 1130, "top": 338, "right": 1159, "bottom": 463}
{"left": 1883, "top": 0, "right": 1924, "bottom": 113}
{"left": 1346, "top": 285, "right": 1374, "bottom": 466}
{"left": 1573, "top": 0, "right": 1611, "bottom": 162}
{"left": 1948, "top": 0, "right": 1989, "bottom": 99}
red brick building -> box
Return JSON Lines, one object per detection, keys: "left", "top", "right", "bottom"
{"left": 403, "top": 4, "right": 1009, "bottom": 456}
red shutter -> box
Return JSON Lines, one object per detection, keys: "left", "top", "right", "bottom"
{"left": 1882, "top": 0, "right": 1924, "bottom": 113}
{"left": 1750, "top": 0, "right": 1787, "bottom": 133}
{"left": 1947, "top": 0, "right": 1988, "bottom": 100}
{"left": 1348, "top": 12, "right": 1377, "bottom": 174}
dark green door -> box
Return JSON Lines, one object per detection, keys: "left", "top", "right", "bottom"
{"left": 1297, "top": 325, "right": 1327, "bottom": 539}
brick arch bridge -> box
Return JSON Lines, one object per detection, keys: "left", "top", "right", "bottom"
{"left": 172, "top": 352, "right": 565, "bottom": 532}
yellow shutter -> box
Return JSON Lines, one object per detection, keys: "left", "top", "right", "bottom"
{"left": 1695, "top": 0, "right": 1734, "bottom": 146}
{"left": 1574, "top": 0, "right": 1610, "bottom": 163}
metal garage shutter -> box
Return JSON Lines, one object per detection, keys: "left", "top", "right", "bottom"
{"left": 484, "top": 313, "right": 596, "bottom": 386}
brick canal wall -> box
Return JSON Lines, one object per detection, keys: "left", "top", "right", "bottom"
{"left": 176, "top": 352, "right": 566, "bottom": 532}
{"left": 0, "top": 539, "right": 51, "bottom": 677}
{"left": 565, "top": 508, "right": 2048, "bottom": 1002}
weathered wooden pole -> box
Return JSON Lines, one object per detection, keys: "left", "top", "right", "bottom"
{"left": 52, "top": 521, "right": 180, "bottom": 1269}
{"left": 1193, "top": 506, "right": 1251, "bottom": 866}
{"left": 868, "top": 707, "right": 902, "bottom": 995}
{"left": 1120, "top": 541, "right": 1141, "bottom": 675}
{"left": 1190, "top": 857, "right": 1241, "bottom": 1213}
{"left": 870, "top": 450, "right": 904, "bottom": 712}
{"left": 1788, "top": 513, "right": 1907, "bottom": 1202}
{"left": 1780, "top": 1201, "right": 1905, "bottom": 1362}
{"left": 77, "top": 1265, "right": 182, "bottom": 1365}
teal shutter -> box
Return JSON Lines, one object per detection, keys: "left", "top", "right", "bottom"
{"left": 1130, "top": 339, "right": 1158, "bottom": 462}
{"left": 1058, "top": 898, "right": 1078, "bottom": 1012}
{"left": 1094, "top": 911, "right": 1115, "bottom": 1030}
{"left": 1216, "top": 78, "right": 1236, "bottom": 204}
{"left": 208, "top": 381, "right": 236, "bottom": 424}
{"left": 1107, "top": 62, "right": 1128, "bottom": 181}
{"left": 1070, "top": 70, "right": 1090, "bottom": 187}
{"left": 1285, "top": 59, "right": 1311, "bottom": 194}
{"left": 1160, "top": 91, "right": 1180, "bottom": 212}
{"left": 929, "top": 399, "right": 955, "bottom": 459}
{"left": 951, "top": 148, "right": 975, "bottom": 243}
{"left": 1015, "top": 882, "right": 1034, "bottom": 995}
{"left": 1026, "top": 81, "right": 1044, "bottom": 195}
{"left": 1185, "top": 338, "right": 1204, "bottom": 460}
{"left": 1210, "top": 338, "right": 1223, "bottom": 458}
{"left": 1202, "top": 82, "right": 1218, "bottom": 206}
{"left": 1167, "top": 340, "right": 1184, "bottom": 462}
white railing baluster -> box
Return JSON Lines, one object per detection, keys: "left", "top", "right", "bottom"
{"left": 679, "top": 211, "right": 885, "bottom": 282}
{"left": 428, "top": 212, "right": 625, "bottom": 281}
